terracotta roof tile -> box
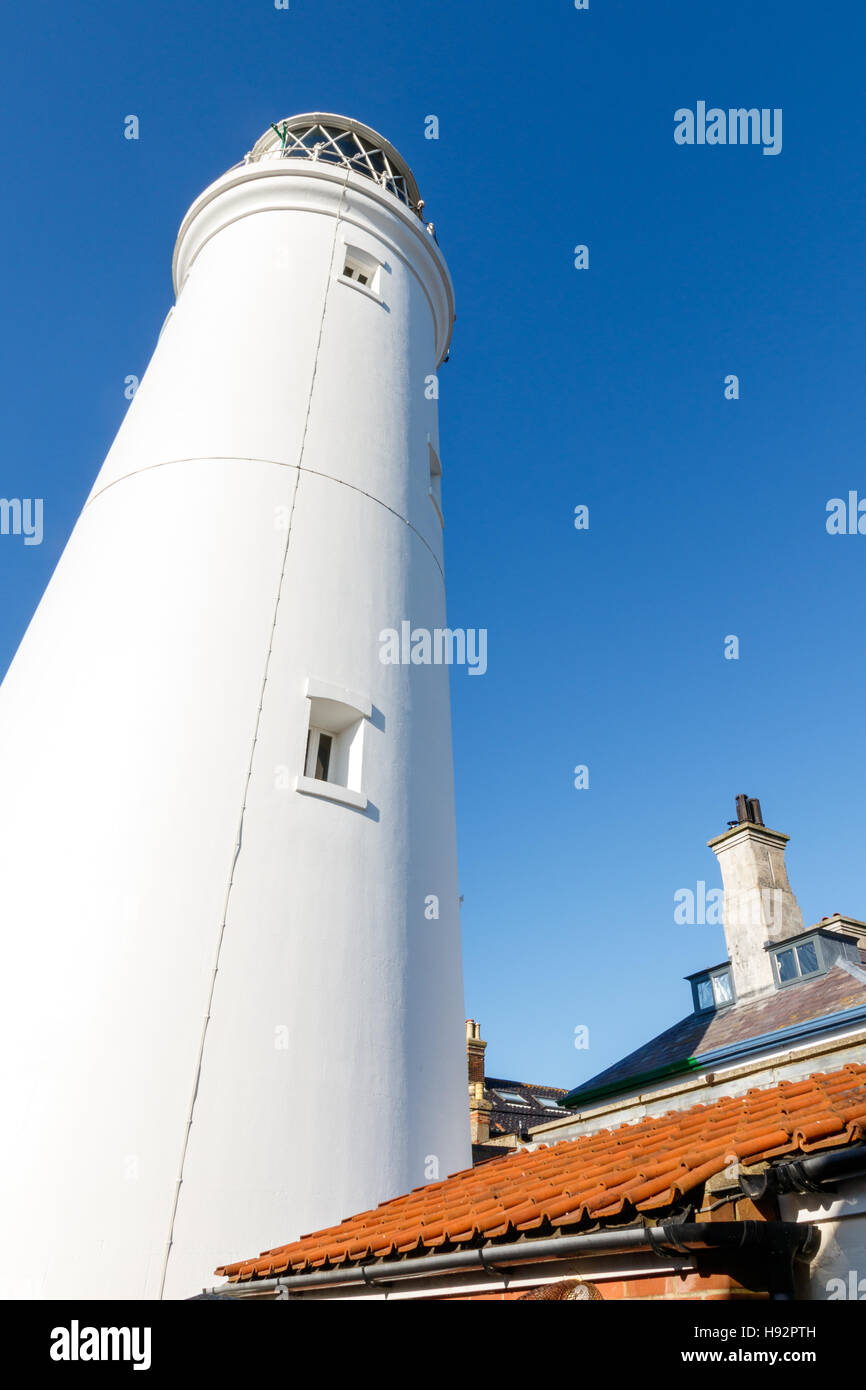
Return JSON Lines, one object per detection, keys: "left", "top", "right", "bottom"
{"left": 215, "top": 1063, "right": 866, "bottom": 1282}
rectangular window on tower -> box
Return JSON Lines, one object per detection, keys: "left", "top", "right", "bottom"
{"left": 342, "top": 259, "right": 370, "bottom": 286}
{"left": 295, "top": 679, "right": 372, "bottom": 811}
{"left": 338, "top": 245, "right": 382, "bottom": 300}
{"left": 427, "top": 439, "right": 443, "bottom": 526}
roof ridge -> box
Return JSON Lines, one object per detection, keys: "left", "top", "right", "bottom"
{"left": 485, "top": 1077, "right": 570, "bottom": 1093}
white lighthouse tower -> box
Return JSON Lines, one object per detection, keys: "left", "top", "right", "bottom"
{"left": 0, "top": 115, "right": 471, "bottom": 1299}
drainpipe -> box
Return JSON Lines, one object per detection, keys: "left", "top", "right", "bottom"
{"left": 196, "top": 1220, "right": 817, "bottom": 1300}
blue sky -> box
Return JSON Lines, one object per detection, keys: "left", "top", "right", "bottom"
{"left": 1, "top": 1, "right": 865, "bottom": 1089}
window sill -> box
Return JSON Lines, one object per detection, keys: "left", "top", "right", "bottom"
{"left": 337, "top": 273, "right": 383, "bottom": 305}
{"left": 294, "top": 774, "right": 367, "bottom": 811}
{"left": 774, "top": 968, "right": 827, "bottom": 989}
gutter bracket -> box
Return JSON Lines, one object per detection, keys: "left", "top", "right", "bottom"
{"left": 477, "top": 1247, "right": 511, "bottom": 1280}
{"left": 647, "top": 1223, "right": 694, "bottom": 1261}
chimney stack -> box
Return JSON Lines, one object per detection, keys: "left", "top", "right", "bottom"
{"left": 466, "top": 1019, "right": 492, "bottom": 1144}
{"left": 708, "top": 797, "right": 805, "bottom": 1000}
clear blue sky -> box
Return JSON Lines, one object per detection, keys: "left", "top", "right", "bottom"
{"left": 2, "top": 1, "right": 864, "bottom": 1090}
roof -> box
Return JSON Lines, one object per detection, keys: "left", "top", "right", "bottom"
{"left": 484, "top": 1077, "right": 570, "bottom": 1138}
{"left": 248, "top": 114, "right": 422, "bottom": 209}
{"left": 215, "top": 1061, "right": 866, "bottom": 1283}
{"left": 564, "top": 962, "right": 866, "bottom": 1107}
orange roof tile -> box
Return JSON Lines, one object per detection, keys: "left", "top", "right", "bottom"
{"left": 215, "top": 1062, "right": 866, "bottom": 1283}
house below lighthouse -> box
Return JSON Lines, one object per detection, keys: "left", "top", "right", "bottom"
{"left": 206, "top": 797, "right": 866, "bottom": 1302}
{"left": 0, "top": 115, "right": 471, "bottom": 1299}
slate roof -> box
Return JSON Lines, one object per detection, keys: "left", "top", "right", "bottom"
{"left": 484, "top": 1076, "right": 570, "bottom": 1137}
{"left": 563, "top": 961, "right": 866, "bottom": 1108}
{"left": 215, "top": 1063, "right": 866, "bottom": 1283}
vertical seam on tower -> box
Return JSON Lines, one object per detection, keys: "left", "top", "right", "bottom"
{"left": 158, "top": 171, "right": 351, "bottom": 1298}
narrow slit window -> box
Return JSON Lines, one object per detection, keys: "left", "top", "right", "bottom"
{"left": 305, "top": 728, "right": 333, "bottom": 782}
{"left": 314, "top": 732, "right": 332, "bottom": 781}
{"left": 427, "top": 440, "right": 443, "bottom": 524}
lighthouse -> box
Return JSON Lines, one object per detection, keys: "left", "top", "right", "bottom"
{"left": 0, "top": 115, "right": 471, "bottom": 1299}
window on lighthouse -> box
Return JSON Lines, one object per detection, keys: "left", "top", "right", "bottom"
{"left": 305, "top": 729, "right": 333, "bottom": 782}
{"left": 338, "top": 246, "right": 382, "bottom": 298}
{"left": 295, "top": 681, "right": 371, "bottom": 812}
{"left": 428, "top": 440, "right": 443, "bottom": 526}
{"left": 343, "top": 260, "right": 370, "bottom": 287}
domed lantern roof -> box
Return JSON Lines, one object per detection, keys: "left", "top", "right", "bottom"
{"left": 248, "top": 113, "right": 423, "bottom": 212}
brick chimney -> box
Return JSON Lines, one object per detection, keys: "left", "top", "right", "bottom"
{"left": 466, "top": 1019, "right": 491, "bottom": 1144}
{"left": 707, "top": 796, "right": 805, "bottom": 1001}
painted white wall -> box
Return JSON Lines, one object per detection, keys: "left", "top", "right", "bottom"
{"left": 780, "top": 1177, "right": 866, "bottom": 1300}
{"left": 0, "top": 133, "right": 470, "bottom": 1299}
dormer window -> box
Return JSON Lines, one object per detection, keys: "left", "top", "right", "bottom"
{"left": 772, "top": 935, "right": 823, "bottom": 987}
{"left": 689, "top": 964, "right": 735, "bottom": 1014}
{"left": 768, "top": 925, "right": 864, "bottom": 991}
{"left": 775, "top": 940, "right": 819, "bottom": 983}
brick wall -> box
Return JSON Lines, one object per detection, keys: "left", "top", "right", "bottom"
{"left": 439, "top": 1269, "right": 769, "bottom": 1301}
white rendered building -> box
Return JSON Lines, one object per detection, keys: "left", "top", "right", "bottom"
{"left": 0, "top": 115, "right": 471, "bottom": 1299}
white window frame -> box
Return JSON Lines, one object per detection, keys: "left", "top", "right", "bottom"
{"left": 338, "top": 244, "right": 383, "bottom": 302}
{"left": 295, "top": 678, "right": 371, "bottom": 811}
